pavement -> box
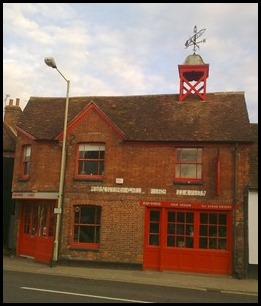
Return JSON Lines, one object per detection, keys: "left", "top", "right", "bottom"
{"left": 3, "top": 255, "right": 258, "bottom": 296}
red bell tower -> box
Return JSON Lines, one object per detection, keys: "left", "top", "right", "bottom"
{"left": 179, "top": 26, "right": 209, "bottom": 102}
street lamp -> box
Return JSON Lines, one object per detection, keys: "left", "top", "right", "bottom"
{"left": 44, "top": 57, "right": 70, "bottom": 266}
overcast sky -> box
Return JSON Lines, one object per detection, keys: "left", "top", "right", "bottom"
{"left": 3, "top": 3, "right": 258, "bottom": 123}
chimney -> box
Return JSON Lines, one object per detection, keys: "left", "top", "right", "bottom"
{"left": 4, "top": 98, "right": 23, "bottom": 127}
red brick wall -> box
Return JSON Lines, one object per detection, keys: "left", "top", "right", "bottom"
{"left": 12, "top": 133, "right": 61, "bottom": 192}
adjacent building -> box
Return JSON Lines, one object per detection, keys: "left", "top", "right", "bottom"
{"left": 247, "top": 123, "right": 258, "bottom": 278}
{"left": 11, "top": 53, "right": 254, "bottom": 277}
{"left": 3, "top": 98, "right": 22, "bottom": 250}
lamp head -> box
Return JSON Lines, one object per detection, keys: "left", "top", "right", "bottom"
{"left": 44, "top": 57, "right": 57, "bottom": 69}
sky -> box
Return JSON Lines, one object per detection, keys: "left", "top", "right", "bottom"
{"left": 3, "top": 3, "right": 258, "bottom": 123}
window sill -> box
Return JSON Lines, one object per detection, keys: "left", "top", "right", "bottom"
{"left": 73, "top": 178, "right": 103, "bottom": 183}
{"left": 18, "top": 177, "right": 30, "bottom": 182}
{"left": 69, "top": 246, "right": 100, "bottom": 252}
{"left": 173, "top": 181, "right": 203, "bottom": 185}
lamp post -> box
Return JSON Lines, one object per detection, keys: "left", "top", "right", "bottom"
{"left": 44, "top": 57, "right": 70, "bottom": 266}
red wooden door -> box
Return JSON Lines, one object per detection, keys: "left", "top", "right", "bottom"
{"left": 17, "top": 201, "right": 55, "bottom": 263}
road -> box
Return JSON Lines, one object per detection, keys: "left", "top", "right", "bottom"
{"left": 3, "top": 270, "right": 258, "bottom": 303}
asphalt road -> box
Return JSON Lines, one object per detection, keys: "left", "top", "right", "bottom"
{"left": 3, "top": 270, "right": 258, "bottom": 303}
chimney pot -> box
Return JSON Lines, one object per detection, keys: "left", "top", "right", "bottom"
{"left": 9, "top": 99, "right": 13, "bottom": 106}
{"left": 16, "top": 98, "right": 20, "bottom": 106}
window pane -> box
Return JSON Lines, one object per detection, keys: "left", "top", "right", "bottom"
{"left": 196, "top": 165, "right": 202, "bottom": 178}
{"left": 197, "top": 149, "right": 202, "bottom": 162}
{"left": 100, "top": 150, "right": 105, "bottom": 159}
{"left": 74, "top": 208, "right": 80, "bottom": 223}
{"left": 87, "top": 144, "right": 105, "bottom": 151}
{"left": 219, "top": 226, "right": 226, "bottom": 237}
{"left": 168, "top": 212, "right": 175, "bottom": 222}
{"left": 177, "top": 224, "right": 184, "bottom": 234}
{"left": 200, "top": 225, "right": 207, "bottom": 236}
{"left": 181, "top": 148, "right": 197, "bottom": 161}
{"left": 186, "top": 213, "right": 194, "bottom": 223}
{"left": 167, "top": 223, "right": 175, "bottom": 234}
{"left": 185, "top": 237, "right": 193, "bottom": 248}
{"left": 87, "top": 150, "right": 99, "bottom": 159}
{"left": 200, "top": 238, "right": 207, "bottom": 248}
{"left": 150, "top": 223, "right": 159, "bottom": 233}
{"left": 209, "top": 226, "right": 217, "bottom": 237}
{"left": 95, "top": 227, "right": 100, "bottom": 243}
{"left": 186, "top": 225, "right": 194, "bottom": 235}
{"left": 175, "top": 164, "right": 181, "bottom": 177}
{"left": 219, "top": 239, "right": 227, "bottom": 250}
{"left": 150, "top": 211, "right": 160, "bottom": 221}
{"left": 86, "top": 161, "right": 98, "bottom": 175}
{"left": 74, "top": 226, "right": 79, "bottom": 241}
{"left": 209, "top": 214, "right": 218, "bottom": 224}
{"left": 209, "top": 238, "right": 217, "bottom": 249}
{"left": 177, "top": 237, "right": 185, "bottom": 247}
{"left": 219, "top": 214, "right": 227, "bottom": 225}
{"left": 149, "top": 235, "right": 159, "bottom": 246}
{"left": 79, "top": 226, "right": 94, "bottom": 243}
{"left": 99, "top": 161, "right": 105, "bottom": 175}
{"left": 200, "top": 213, "right": 208, "bottom": 224}
{"left": 167, "top": 236, "right": 175, "bottom": 247}
{"left": 177, "top": 212, "right": 184, "bottom": 222}
{"left": 81, "top": 207, "right": 95, "bottom": 223}
{"left": 180, "top": 164, "right": 197, "bottom": 178}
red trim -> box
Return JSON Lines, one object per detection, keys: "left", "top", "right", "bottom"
{"left": 16, "top": 126, "right": 35, "bottom": 140}
{"left": 140, "top": 200, "right": 233, "bottom": 210}
{"left": 56, "top": 102, "right": 126, "bottom": 141}
{"left": 216, "top": 153, "right": 221, "bottom": 196}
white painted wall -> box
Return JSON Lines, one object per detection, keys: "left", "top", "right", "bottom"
{"left": 248, "top": 191, "right": 258, "bottom": 264}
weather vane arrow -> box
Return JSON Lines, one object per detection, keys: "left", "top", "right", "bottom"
{"left": 185, "top": 25, "right": 206, "bottom": 54}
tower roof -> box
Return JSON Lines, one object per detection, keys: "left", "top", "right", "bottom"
{"left": 183, "top": 54, "right": 205, "bottom": 65}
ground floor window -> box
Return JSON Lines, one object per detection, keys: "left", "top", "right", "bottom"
{"left": 72, "top": 205, "right": 101, "bottom": 248}
{"left": 199, "top": 212, "right": 227, "bottom": 250}
{"left": 23, "top": 202, "right": 55, "bottom": 237}
{"left": 148, "top": 209, "right": 229, "bottom": 251}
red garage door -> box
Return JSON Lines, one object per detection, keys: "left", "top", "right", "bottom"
{"left": 143, "top": 207, "right": 232, "bottom": 275}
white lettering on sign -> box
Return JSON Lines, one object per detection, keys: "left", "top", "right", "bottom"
{"left": 90, "top": 186, "right": 142, "bottom": 194}
{"left": 150, "top": 189, "right": 166, "bottom": 195}
{"left": 142, "top": 201, "right": 161, "bottom": 206}
{"left": 12, "top": 192, "right": 59, "bottom": 199}
{"left": 176, "top": 190, "right": 206, "bottom": 196}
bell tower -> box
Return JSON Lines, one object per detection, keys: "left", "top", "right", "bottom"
{"left": 178, "top": 26, "right": 209, "bottom": 102}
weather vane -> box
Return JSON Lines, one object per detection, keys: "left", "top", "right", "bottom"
{"left": 185, "top": 25, "right": 206, "bottom": 54}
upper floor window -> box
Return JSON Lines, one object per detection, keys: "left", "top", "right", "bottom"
{"left": 21, "top": 145, "right": 31, "bottom": 178}
{"left": 76, "top": 143, "right": 105, "bottom": 179}
{"left": 72, "top": 205, "right": 101, "bottom": 248}
{"left": 175, "top": 148, "right": 202, "bottom": 183}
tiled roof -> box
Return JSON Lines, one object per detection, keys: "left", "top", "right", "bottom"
{"left": 3, "top": 122, "right": 16, "bottom": 152}
{"left": 249, "top": 123, "right": 258, "bottom": 188}
{"left": 17, "top": 92, "right": 253, "bottom": 143}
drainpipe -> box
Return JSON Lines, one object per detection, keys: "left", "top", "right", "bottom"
{"left": 233, "top": 142, "right": 238, "bottom": 278}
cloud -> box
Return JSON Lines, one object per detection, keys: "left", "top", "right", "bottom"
{"left": 3, "top": 3, "right": 258, "bottom": 123}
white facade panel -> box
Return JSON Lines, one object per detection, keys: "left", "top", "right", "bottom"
{"left": 248, "top": 191, "right": 258, "bottom": 264}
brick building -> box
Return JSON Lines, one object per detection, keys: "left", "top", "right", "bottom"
{"left": 247, "top": 123, "right": 258, "bottom": 278}
{"left": 11, "top": 54, "right": 254, "bottom": 277}
{"left": 3, "top": 98, "right": 22, "bottom": 249}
